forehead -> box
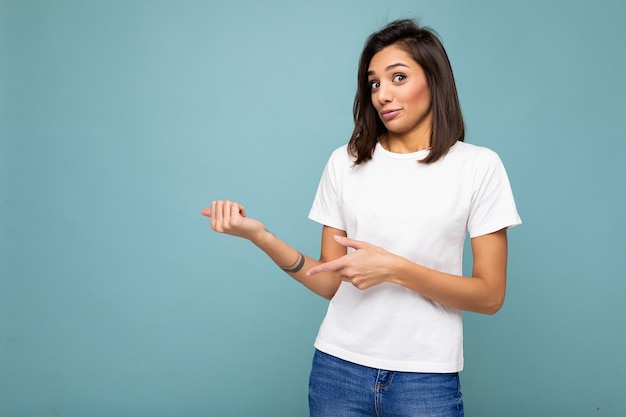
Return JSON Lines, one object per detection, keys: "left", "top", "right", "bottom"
{"left": 368, "top": 44, "right": 418, "bottom": 72}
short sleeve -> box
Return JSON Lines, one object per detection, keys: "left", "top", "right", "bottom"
{"left": 467, "top": 149, "right": 522, "bottom": 238}
{"left": 308, "top": 147, "right": 347, "bottom": 230}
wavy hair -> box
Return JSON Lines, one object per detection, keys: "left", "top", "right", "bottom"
{"left": 348, "top": 19, "right": 465, "bottom": 164}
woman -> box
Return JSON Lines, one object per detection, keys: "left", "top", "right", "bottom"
{"left": 203, "top": 19, "right": 521, "bottom": 417}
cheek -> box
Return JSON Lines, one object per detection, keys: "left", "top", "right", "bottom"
{"left": 409, "top": 83, "right": 431, "bottom": 107}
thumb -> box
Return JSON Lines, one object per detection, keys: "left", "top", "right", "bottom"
{"left": 201, "top": 208, "right": 211, "bottom": 217}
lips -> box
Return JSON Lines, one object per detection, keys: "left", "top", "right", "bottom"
{"left": 380, "top": 109, "right": 401, "bottom": 120}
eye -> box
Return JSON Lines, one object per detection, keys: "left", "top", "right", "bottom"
{"left": 393, "top": 73, "right": 406, "bottom": 82}
{"left": 369, "top": 80, "right": 380, "bottom": 90}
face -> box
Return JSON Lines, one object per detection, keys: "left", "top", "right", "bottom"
{"left": 367, "top": 44, "right": 432, "bottom": 138}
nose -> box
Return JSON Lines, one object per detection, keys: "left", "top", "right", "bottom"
{"left": 376, "top": 82, "right": 393, "bottom": 104}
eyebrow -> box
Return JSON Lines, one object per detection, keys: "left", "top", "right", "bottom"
{"left": 367, "top": 62, "right": 410, "bottom": 76}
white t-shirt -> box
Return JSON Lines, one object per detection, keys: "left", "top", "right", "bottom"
{"left": 308, "top": 141, "right": 521, "bottom": 372}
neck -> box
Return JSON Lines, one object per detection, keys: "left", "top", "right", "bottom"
{"left": 381, "top": 131, "right": 431, "bottom": 154}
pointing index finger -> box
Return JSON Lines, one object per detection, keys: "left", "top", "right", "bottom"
{"left": 307, "top": 258, "right": 342, "bottom": 276}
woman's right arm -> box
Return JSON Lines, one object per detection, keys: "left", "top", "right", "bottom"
{"left": 202, "top": 200, "right": 346, "bottom": 300}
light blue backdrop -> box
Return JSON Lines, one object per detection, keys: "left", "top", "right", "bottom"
{"left": 2, "top": 0, "right": 625, "bottom": 416}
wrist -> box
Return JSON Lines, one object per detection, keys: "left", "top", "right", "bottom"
{"left": 386, "top": 255, "right": 416, "bottom": 286}
{"left": 249, "top": 227, "right": 274, "bottom": 247}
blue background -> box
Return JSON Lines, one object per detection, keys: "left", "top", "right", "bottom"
{"left": 2, "top": 0, "right": 625, "bottom": 416}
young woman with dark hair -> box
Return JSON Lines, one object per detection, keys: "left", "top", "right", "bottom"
{"left": 203, "top": 19, "right": 521, "bottom": 417}
{"left": 350, "top": 19, "right": 464, "bottom": 165}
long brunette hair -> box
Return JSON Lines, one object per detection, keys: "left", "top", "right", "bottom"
{"left": 349, "top": 19, "right": 465, "bottom": 164}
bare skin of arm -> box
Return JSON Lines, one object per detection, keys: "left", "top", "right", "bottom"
{"left": 306, "top": 229, "right": 509, "bottom": 315}
{"left": 204, "top": 200, "right": 509, "bottom": 314}
{"left": 202, "top": 200, "right": 346, "bottom": 300}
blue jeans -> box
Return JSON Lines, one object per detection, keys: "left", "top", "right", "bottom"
{"left": 309, "top": 350, "right": 464, "bottom": 417}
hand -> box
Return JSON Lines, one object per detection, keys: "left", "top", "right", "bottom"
{"left": 306, "top": 235, "right": 399, "bottom": 290}
{"left": 201, "top": 200, "right": 266, "bottom": 241}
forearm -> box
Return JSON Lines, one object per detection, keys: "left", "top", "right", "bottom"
{"left": 251, "top": 229, "right": 341, "bottom": 300}
{"left": 390, "top": 257, "right": 505, "bottom": 315}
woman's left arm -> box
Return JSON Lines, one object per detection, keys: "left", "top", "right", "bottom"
{"left": 306, "top": 228, "right": 509, "bottom": 315}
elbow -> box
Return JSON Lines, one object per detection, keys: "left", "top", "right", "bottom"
{"left": 311, "top": 278, "right": 340, "bottom": 301}
{"left": 480, "top": 293, "right": 505, "bottom": 315}
{"left": 482, "top": 303, "right": 503, "bottom": 316}
{"left": 322, "top": 284, "right": 340, "bottom": 300}
{"left": 308, "top": 285, "right": 336, "bottom": 301}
